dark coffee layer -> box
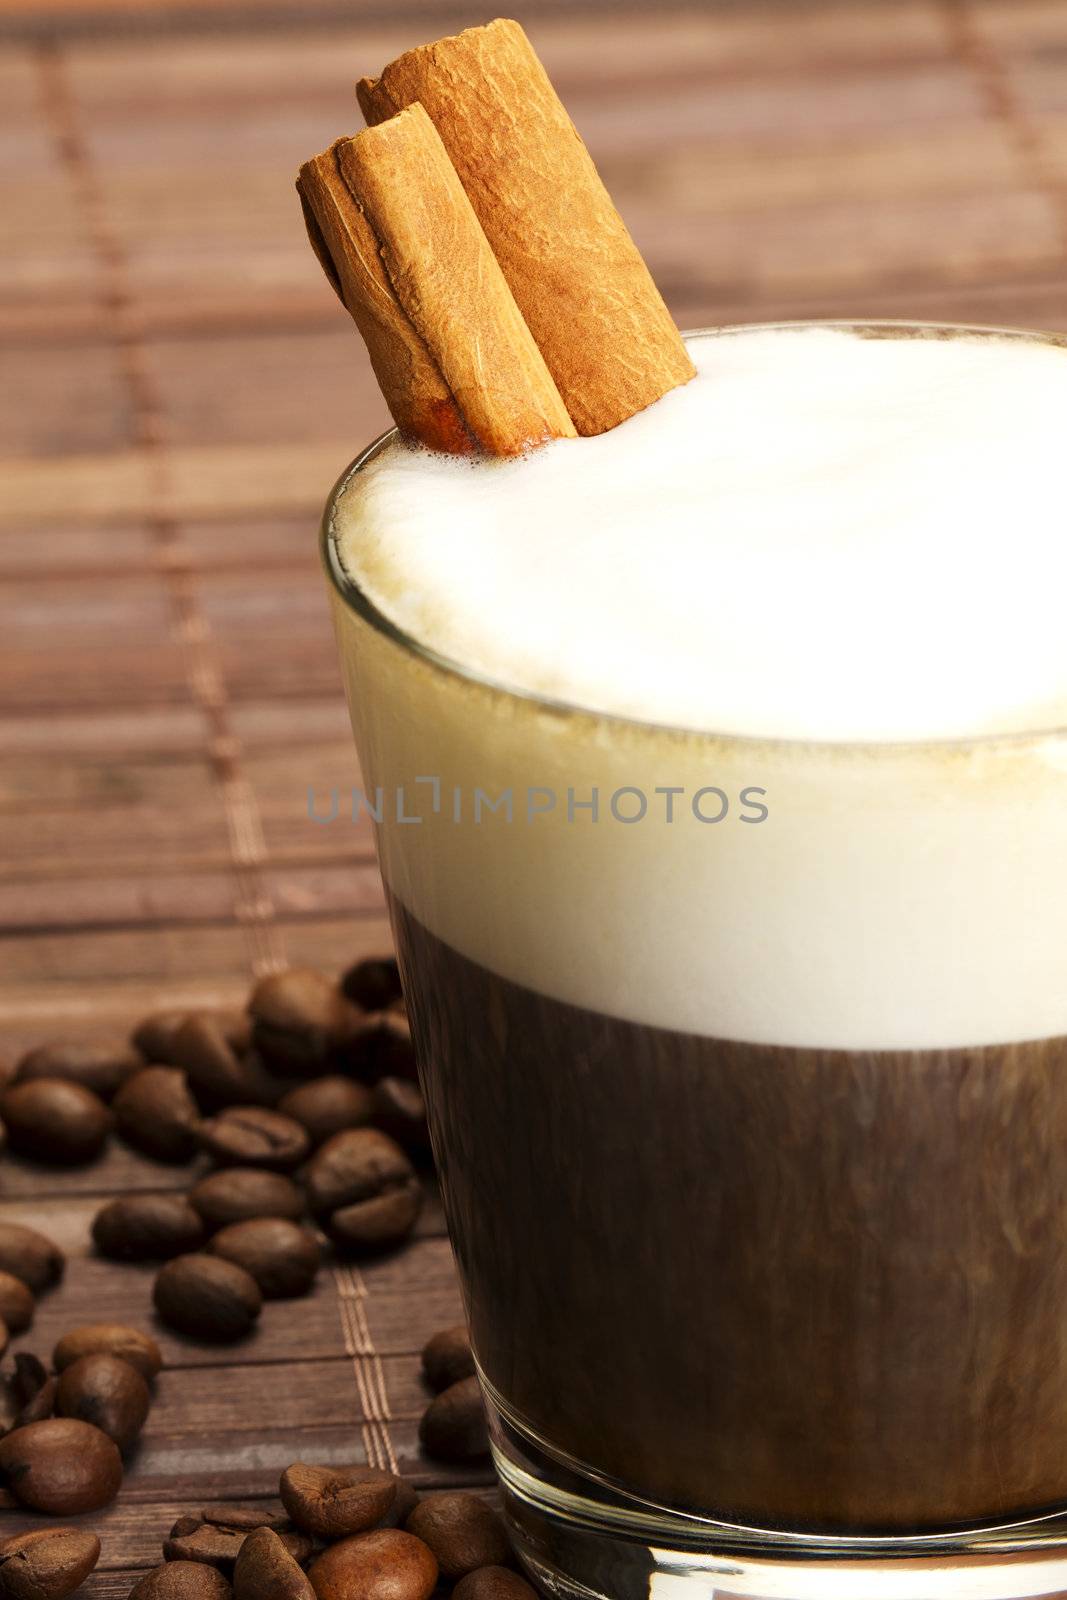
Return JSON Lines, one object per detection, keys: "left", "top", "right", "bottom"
{"left": 393, "top": 896, "right": 1067, "bottom": 1533}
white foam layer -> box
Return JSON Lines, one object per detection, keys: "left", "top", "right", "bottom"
{"left": 336, "top": 326, "right": 1067, "bottom": 742}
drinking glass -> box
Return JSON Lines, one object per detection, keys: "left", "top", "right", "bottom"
{"left": 322, "top": 323, "right": 1067, "bottom": 1600}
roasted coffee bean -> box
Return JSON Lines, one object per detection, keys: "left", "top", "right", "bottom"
{"left": 113, "top": 1067, "right": 200, "bottom": 1163}
{"left": 231, "top": 1050, "right": 295, "bottom": 1106}
{"left": 421, "top": 1325, "right": 475, "bottom": 1393}
{"left": 54, "top": 1323, "right": 163, "bottom": 1382}
{"left": 154, "top": 1254, "right": 262, "bottom": 1342}
{"left": 132, "top": 1011, "right": 191, "bottom": 1065}
{"left": 171, "top": 1016, "right": 281, "bottom": 1109}
{"left": 0, "top": 1272, "right": 34, "bottom": 1336}
{"left": 17, "top": 1355, "right": 52, "bottom": 1422}
{"left": 17, "top": 1379, "right": 56, "bottom": 1429}
{"left": 162, "top": 1530, "right": 242, "bottom": 1572}
{"left": 267, "top": 1532, "right": 316, "bottom": 1566}
{"left": 195, "top": 1504, "right": 279, "bottom": 1529}
{"left": 55, "top": 1354, "right": 150, "bottom": 1452}
{"left": 307, "top": 1531, "right": 437, "bottom": 1600}
{"left": 380, "top": 1480, "right": 420, "bottom": 1529}
{"left": 0, "top": 1224, "right": 64, "bottom": 1294}
{"left": 328, "top": 1187, "right": 422, "bottom": 1254}
{"left": 249, "top": 970, "right": 358, "bottom": 1074}
{"left": 93, "top": 1194, "right": 206, "bottom": 1261}
{"left": 305, "top": 1128, "right": 415, "bottom": 1218}
{"left": 0, "top": 1370, "right": 29, "bottom": 1434}
{"left": 129, "top": 1563, "right": 233, "bottom": 1600}
{"left": 188, "top": 1168, "right": 304, "bottom": 1232}
{"left": 0, "top": 1354, "right": 53, "bottom": 1434}
{"left": 375, "top": 1016, "right": 415, "bottom": 1078}
{"left": 0, "top": 1418, "right": 122, "bottom": 1513}
{"left": 11, "top": 1354, "right": 47, "bottom": 1401}
{"left": 233, "top": 1528, "right": 314, "bottom": 1600}
{"left": 170, "top": 1015, "right": 252, "bottom": 1106}
{"left": 198, "top": 1508, "right": 289, "bottom": 1536}
{"left": 370, "top": 1078, "right": 430, "bottom": 1160}
{"left": 0, "top": 1317, "right": 7, "bottom": 1359}
{"left": 280, "top": 1463, "right": 399, "bottom": 1540}
{"left": 419, "top": 1377, "right": 489, "bottom": 1462}
{"left": 404, "top": 1494, "right": 510, "bottom": 1581}
{"left": 206, "top": 1219, "right": 319, "bottom": 1300}
{"left": 15, "top": 1041, "right": 141, "bottom": 1102}
{"left": 1, "top": 1080, "right": 112, "bottom": 1166}
{"left": 0, "top": 1527, "right": 102, "bottom": 1600}
{"left": 453, "top": 1568, "right": 537, "bottom": 1600}
{"left": 336, "top": 1018, "right": 416, "bottom": 1083}
{"left": 196, "top": 1108, "right": 308, "bottom": 1171}
{"left": 217, "top": 1012, "right": 255, "bottom": 1056}
{"left": 135, "top": 1011, "right": 252, "bottom": 1069}
{"left": 277, "top": 1077, "right": 373, "bottom": 1145}
{"left": 340, "top": 957, "right": 402, "bottom": 1014}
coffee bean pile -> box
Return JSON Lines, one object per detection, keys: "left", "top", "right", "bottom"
{"left": 0, "top": 1225, "right": 64, "bottom": 1297}
{"left": 131, "top": 1113, "right": 427, "bottom": 1342}
{"left": 127, "top": 1466, "right": 536, "bottom": 1600}
{"left": 0, "top": 1322, "right": 162, "bottom": 1514}
{"left": 1, "top": 960, "right": 426, "bottom": 1198}
{"left": 24, "top": 959, "right": 431, "bottom": 1341}
{"left": 0, "top": 964, "right": 507, "bottom": 1600}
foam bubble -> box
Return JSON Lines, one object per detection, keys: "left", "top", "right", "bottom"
{"left": 336, "top": 326, "right": 1067, "bottom": 742}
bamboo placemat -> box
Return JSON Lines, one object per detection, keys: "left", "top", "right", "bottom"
{"left": 3, "top": 0, "right": 1067, "bottom": 1590}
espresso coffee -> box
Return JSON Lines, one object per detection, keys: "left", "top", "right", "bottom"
{"left": 396, "top": 898, "right": 1067, "bottom": 1531}
{"left": 326, "top": 326, "right": 1067, "bottom": 1540}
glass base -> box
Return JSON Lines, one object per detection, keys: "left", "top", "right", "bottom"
{"left": 485, "top": 1388, "right": 1067, "bottom": 1600}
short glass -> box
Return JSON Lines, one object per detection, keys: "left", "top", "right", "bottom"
{"left": 322, "top": 323, "right": 1067, "bottom": 1599}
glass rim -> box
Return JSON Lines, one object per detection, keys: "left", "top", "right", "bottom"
{"left": 321, "top": 318, "right": 1067, "bottom": 755}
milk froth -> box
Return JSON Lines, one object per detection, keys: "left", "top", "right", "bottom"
{"left": 335, "top": 325, "right": 1067, "bottom": 743}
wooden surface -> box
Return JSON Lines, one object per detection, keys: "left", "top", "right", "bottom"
{"left": 5, "top": 0, "right": 1067, "bottom": 1590}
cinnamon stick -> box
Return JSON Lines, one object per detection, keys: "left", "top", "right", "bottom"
{"left": 297, "top": 105, "right": 575, "bottom": 456}
{"left": 357, "top": 20, "right": 696, "bottom": 437}
{"left": 297, "top": 139, "right": 468, "bottom": 453}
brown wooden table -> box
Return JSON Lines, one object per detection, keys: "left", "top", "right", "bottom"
{"left": 3, "top": 0, "right": 1067, "bottom": 1590}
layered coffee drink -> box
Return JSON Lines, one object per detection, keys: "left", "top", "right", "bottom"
{"left": 325, "top": 325, "right": 1067, "bottom": 1537}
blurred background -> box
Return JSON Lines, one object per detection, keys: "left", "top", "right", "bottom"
{"left": 2, "top": 0, "right": 1065, "bottom": 1037}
